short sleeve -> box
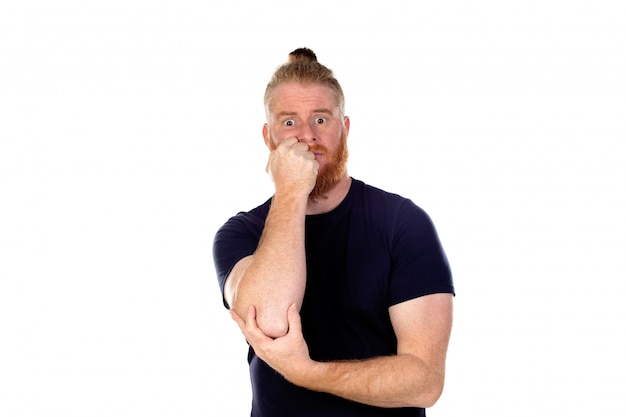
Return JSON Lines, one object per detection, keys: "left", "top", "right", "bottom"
{"left": 388, "top": 200, "right": 454, "bottom": 306}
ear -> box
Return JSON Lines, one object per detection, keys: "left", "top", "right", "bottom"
{"left": 344, "top": 116, "right": 350, "bottom": 135}
{"left": 262, "top": 124, "right": 271, "bottom": 149}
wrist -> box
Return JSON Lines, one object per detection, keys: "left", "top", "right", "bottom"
{"left": 288, "top": 359, "right": 331, "bottom": 392}
{"left": 272, "top": 189, "right": 309, "bottom": 212}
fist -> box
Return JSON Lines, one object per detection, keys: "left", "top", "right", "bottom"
{"left": 266, "top": 138, "right": 319, "bottom": 197}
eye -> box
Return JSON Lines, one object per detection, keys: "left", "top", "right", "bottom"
{"left": 315, "top": 117, "right": 326, "bottom": 125}
{"left": 283, "top": 119, "right": 295, "bottom": 127}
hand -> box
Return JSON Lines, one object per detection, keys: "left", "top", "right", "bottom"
{"left": 266, "top": 138, "right": 319, "bottom": 198}
{"left": 230, "top": 304, "right": 313, "bottom": 382}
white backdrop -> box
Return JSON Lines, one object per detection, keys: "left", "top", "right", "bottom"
{"left": 1, "top": 1, "right": 625, "bottom": 416}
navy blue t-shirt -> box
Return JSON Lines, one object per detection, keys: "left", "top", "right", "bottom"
{"left": 213, "top": 178, "right": 454, "bottom": 417}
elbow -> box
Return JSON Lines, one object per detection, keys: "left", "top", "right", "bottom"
{"left": 257, "top": 316, "right": 289, "bottom": 339}
{"left": 232, "top": 302, "right": 289, "bottom": 339}
{"left": 420, "top": 385, "right": 444, "bottom": 409}
{"left": 254, "top": 302, "right": 294, "bottom": 338}
{"left": 418, "top": 377, "right": 444, "bottom": 408}
{"left": 408, "top": 373, "right": 445, "bottom": 409}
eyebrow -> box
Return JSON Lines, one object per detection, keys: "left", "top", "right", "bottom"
{"left": 275, "top": 111, "right": 297, "bottom": 118}
{"left": 275, "top": 108, "right": 334, "bottom": 118}
{"left": 312, "top": 108, "right": 334, "bottom": 116}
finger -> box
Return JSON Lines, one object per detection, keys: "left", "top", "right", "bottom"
{"left": 279, "top": 137, "right": 299, "bottom": 149}
{"left": 230, "top": 308, "right": 246, "bottom": 333}
{"left": 302, "top": 151, "right": 316, "bottom": 160}
{"left": 244, "top": 305, "right": 267, "bottom": 337}
{"left": 246, "top": 304, "right": 257, "bottom": 331}
{"left": 242, "top": 306, "right": 277, "bottom": 344}
{"left": 292, "top": 141, "right": 310, "bottom": 153}
{"left": 286, "top": 304, "right": 302, "bottom": 335}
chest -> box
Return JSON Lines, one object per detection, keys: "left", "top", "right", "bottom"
{"left": 304, "top": 213, "right": 391, "bottom": 317}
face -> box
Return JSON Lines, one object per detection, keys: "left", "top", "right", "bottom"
{"left": 263, "top": 82, "right": 350, "bottom": 200}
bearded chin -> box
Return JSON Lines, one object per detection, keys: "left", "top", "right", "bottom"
{"left": 308, "top": 130, "right": 349, "bottom": 202}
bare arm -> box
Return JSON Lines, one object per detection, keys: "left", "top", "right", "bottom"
{"left": 224, "top": 138, "right": 317, "bottom": 338}
{"left": 302, "top": 293, "right": 453, "bottom": 408}
{"left": 232, "top": 293, "right": 453, "bottom": 408}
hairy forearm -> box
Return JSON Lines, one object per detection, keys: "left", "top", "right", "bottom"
{"left": 231, "top": 192, "right": 308, "bottom": 337}
{"left": 289, "top": 354, "right": 444, "bottom": 409}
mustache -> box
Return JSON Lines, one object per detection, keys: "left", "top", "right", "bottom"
{"left": 307, "top": 144, "right": 329, "bottom": 156}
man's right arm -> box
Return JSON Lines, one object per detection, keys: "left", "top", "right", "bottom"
{"left": 224, "top": 138, "right": 317, "bottom": 338}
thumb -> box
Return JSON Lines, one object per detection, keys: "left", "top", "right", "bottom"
{"left": 286, "top": 303, "right": 302, "bottom": 334}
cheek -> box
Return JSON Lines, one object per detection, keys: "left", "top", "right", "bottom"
{"left": 269, "top": 125, "right": 288, "bottom": 141}
{"left": 319, "top": 125, "right": 343, "bottom": 144}
{"left": 268, "top": 133, "right": 288, "bottom": 150}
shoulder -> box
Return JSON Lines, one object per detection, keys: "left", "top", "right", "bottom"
{"left": 214, "top": 198, "right": 272, "bottom": 240}
{"left": 212, "top": 198, "right": 272, "bottom": 287}
{"left": 352, "top": 180, "right": 443, "bottom": 250}
{"left": 353, "top": 179, "right": 430, "bottom": 221}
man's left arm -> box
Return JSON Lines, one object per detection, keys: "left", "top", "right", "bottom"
{"left": 230, "top": 292, "right": 453, "bottom": 409}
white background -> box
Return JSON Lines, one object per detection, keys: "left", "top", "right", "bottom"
{"left": 1, "top": 1, "right": 625, "bottom": 416}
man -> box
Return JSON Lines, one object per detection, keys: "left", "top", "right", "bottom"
{"left": 213, "top": 47, "right": 454, "bottom": 417}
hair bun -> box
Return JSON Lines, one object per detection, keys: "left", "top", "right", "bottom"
{"left": 288, "top": 47, "right": 318, "bottom": 63}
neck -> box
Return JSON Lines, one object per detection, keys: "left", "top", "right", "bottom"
{"left": 305, "top": 174, "right": 352, "bottom": 215}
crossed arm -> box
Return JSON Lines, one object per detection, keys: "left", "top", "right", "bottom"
{"left": 230, "top": 292, "right": 453, "bottom": 409}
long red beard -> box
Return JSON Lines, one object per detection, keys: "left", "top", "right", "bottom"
{"left": 308, "top": 130, "right": 349, "bottom": 202}
{"left": 269, "top": 130, "right": 349, "bottom": 202}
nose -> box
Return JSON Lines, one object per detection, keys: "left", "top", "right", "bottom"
{"left": 296, "top": 121, "right": 317, "bottom": 143}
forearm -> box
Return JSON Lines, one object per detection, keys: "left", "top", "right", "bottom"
{"left": 289, "top": 354, "right": 444, "bottom": 409}
{"left": 230, "top": 192, "right": 308, "bottom": 337}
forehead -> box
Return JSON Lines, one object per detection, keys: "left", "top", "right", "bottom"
{"left": 269, "top": 82, "right": 339, "bottom": 115}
